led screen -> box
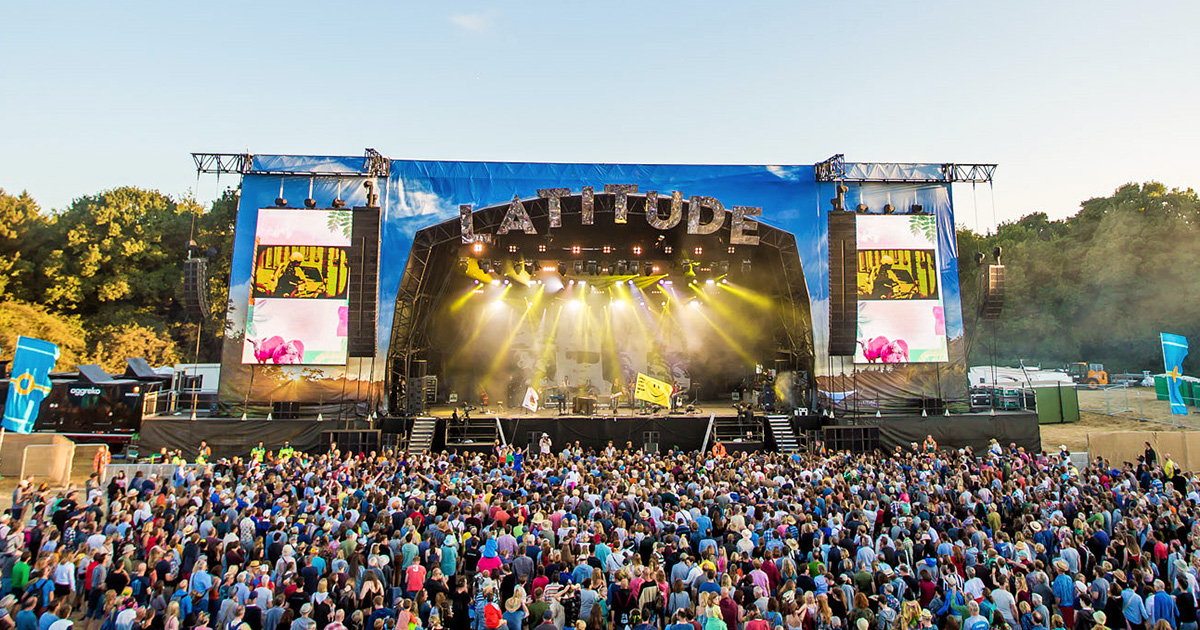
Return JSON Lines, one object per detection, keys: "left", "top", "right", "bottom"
{"left": 242, "top": 209, "right": 351, "bottom": 365}
{"left": 854, "top": 215, "right": 948, "bottom": 363}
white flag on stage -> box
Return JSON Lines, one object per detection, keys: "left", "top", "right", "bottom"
{"left": 522, "top": 387, "right": 539, "bottom": 413}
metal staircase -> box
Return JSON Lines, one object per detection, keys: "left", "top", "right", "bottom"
{"left": 766, "top": 415, "right": 801, "bottom": 453}
{"left": 408, "top": 417, "right": 438, "bottom": 453}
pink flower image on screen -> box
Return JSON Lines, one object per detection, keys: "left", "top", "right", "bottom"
{"left": 337, "top": 306, "right": 349, "bottom": 337}
{"left": 250, "top": 336, "right": 305, "bottom": 364}
{"left": 859, "top": 336, "right": 910, "bottom": 363}
{"left": 933, "top": 306, "right": 945, "bottom": 336}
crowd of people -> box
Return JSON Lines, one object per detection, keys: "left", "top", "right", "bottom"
{"left": 0, "top": 436, "right": 1195, "bottom": 630}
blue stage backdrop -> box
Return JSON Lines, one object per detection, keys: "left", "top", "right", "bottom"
{"left": 218, "top": 157, "right": 965, "bottom": 414}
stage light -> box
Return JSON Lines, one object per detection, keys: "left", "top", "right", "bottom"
{"left": 727, "top": 246, "right": 736, "bottom": 254}
{"left": 579, "top": 280, "right": 586, "bottom": 286}
{"left": 856, "top": 204, "right": 869, "bottom": 213}
{"left": 741, "top": 260, "right": 752, "bottom": 274}
{"left": 585, "top": 261, "right": 598, "bottom": 275}
{"left": 652, "top": 265, "right": 661, "bottom": 273}
{"left": 883, "top": 204, "right": 895, "bottom": 214}
{"left": 629, "top": 261, "right": 640, "bottom": 275}
{"left": 993, "top": 246, "right": 1003, "bottom": 264}
{"left": 706, "top": 278, "right": 716, "bottom": 286}
{"left": 718, "top": 261, "right": 729, "bottom": 275}
{"left": 694, "top": 247, "right": 703, "bottom": 256}
{"left": 503, "top": 279, "right": 510, "bottom": 285}
{"left": 569, "top": 279, "right": 575, "bottom": 285}
{"left": 573, "top": 261, "right": 583, "bottom": 275}
{"left": 572, "top": 245, "right": 581, "bottom": 255}
{"left": 558, "top": 262, "right": 567, "bottom": 275}
{"left": 911, "top": 204, "right": 924, "bottom": 214}
{"left": 472, "top": 242, "right": 484, "bottom": 255}
{"left": 538, "top": 244, "right": 547, "bottom": 253}
{"left": 633, "top": 246, "right": 642, "bottom": 255}
{"left": 490, "top": 279, "right": 500, "bottom": 286}
{"left": 627, "top": 279, "right": 635, "bottom": 285}
{"left": 688, "top": 299, "right": 700, "bottom": 308}
{"left": 541, "top": 265, "right": 556, "bottom": 273}
{"left": 304, "top": 198, "right": 317, "bottom": 208}
{"left": 974, "top": 252, "right": 986, "bottom": 267}
{"left": 524, "top": 262, "right": 535, "bottom": 275}
{"left": 644, "top": 266, "right": 653, "bottom": 276}
{"left": 603, "top": 246, "right": 613, "bottom": 254}
{"left": 616, "top": 261, "right": 628, "bottom": 275}
{"left": 720, "top": 278, "right": 728, "bottom": 284}
{"left": 331, "top": 199, "right": 346, "bottom": 209}
{"left": 663, "top": 246, "right": 673, "bottom": 254}
{"left": 275, "top": 198, "right": 288, "bottom": 207}
{"left": 508, "top": 245, "right": 519, "bottom": 253}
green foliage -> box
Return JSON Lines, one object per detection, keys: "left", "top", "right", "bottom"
{"left": 959, "top": 182, "right": 1200, "bottom": 373}
{"left": 87, "top": 322, "right": 181, "bottom": 372}
{"left": 0, "top": 300, "right": 87, "bottom": 366}
{"left": 0, "top": 185, "right": 240, "bottom": 370}
{"left": 0, "top": 189, "right": 50, "bottom": 302}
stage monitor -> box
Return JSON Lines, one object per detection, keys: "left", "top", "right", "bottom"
{"left": 854, "top": 214, "right": 948, "bottom": 363}
{"left": 242, "top": 208, "right": 352, "bottom": 365}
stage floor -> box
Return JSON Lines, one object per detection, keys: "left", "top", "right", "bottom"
{"left": 425, "top": 399, "right": 743, "bottom": 420}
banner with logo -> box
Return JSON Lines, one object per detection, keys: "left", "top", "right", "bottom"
{"left": 3, "top": 336, "right": 60, "bottom": 434}
{"left": 634, "top": 372, "right": 673, "bottom": 408}
{"left": 1162, "top": 332, "right": 1190, "bottom": 415}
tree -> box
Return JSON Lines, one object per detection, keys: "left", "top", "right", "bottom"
{"left": 38, "top": 187, "right": 195, "bottom": 322}
{"left": 0, "top": 300, "right": 88, "bottom": 366}
{"left": 87, "top": 322, "right": 181, "bottom": 372}
{"left": 958, "top": 182, "right": 1200, "bottom": 373}
{"left": 0, "top": 188, "right": 50, "bottom": 301}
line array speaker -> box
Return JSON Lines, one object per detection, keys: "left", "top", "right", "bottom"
{"left": 981, "top": 264, "right": 1005, "bottom": 321}
{"left": 348, "top": 207, "right": 381, "bottom": 357}
{"left": 828, "top": 212, "right": 858, "bottom": 356}
{"left": 182, "top": 258, "right": 210, "bottom": 318}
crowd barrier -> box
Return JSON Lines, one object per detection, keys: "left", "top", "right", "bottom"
{"left": 102, "top": 462, "right": 212, "bottom": 485}
{"left": 1088, "top": 430, "right": 1200, "bottom": 471}
{"left": 19, "top": 443, "right": 75, "bottom": 486}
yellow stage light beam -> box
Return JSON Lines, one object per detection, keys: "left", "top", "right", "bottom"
{"left": 692, "top": 307, "right": 758, "bottom": 366}
{"left": 447, "top": 285, "right": 480, "bottom": 313}
{"left": 717, "top": 282, "right": 774, "bottom": 310}
{"left": 483, "top": 285, "right": 544, "bottom": 377}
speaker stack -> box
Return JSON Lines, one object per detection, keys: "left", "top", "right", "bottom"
{"left": 981, "top": 265, "right": 1005, "bottom": 321}
{"left": 182, "top": 258, "right": 210, "bottom": 318}
{"left": 827, "top": 212, "right": 858, "bottom": 356}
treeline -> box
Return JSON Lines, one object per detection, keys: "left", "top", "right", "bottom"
{"left": 1, "top": 181, "right": 1196, "bottom": 375}
{"left": 956, "top": 182, "right": 1200, "bottom": 374}
{"left": 0, "top": 187, "right": 236, "bottom": 371}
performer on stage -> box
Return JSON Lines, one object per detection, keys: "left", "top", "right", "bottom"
{"left": 557, "top": 376, "right": 569, "bottom": 414}
{"left": 609, "top": 377, "right": 624, "bottom": 415}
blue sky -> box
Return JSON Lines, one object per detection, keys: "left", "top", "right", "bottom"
{"left": 2, "top": 1, "right": 1197, "bottom": 233}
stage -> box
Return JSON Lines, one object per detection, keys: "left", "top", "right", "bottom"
{"left": 134, "top": 407, "right": 1038, "bottom": 458}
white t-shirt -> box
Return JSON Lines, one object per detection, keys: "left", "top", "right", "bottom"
{"left": 49, "top": 619, "right": 74, "bottom": 630}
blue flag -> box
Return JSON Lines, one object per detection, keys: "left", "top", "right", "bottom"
{"left": 1161, "top": 332, "right": 1190, "bottom": 416}
{"left": 3, "top": 336, "right": 60, "bottom": 433}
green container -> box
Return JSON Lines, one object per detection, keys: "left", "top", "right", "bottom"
{"left": 1184, "top": 380, "right": 1199, "bottom": 406}
{"left": 1156, "top": 375, "right": 1170, "bottom": 401}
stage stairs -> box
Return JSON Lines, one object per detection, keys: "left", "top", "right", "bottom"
{"left": 711, "top": 414, "right": 764, "bottom": 444}
{"left": 408, "top": 417, "right": 437, "bottom": 453}
{"left": 765, "top": 415, "right": 801, "bottom": 454}
{"left": 446, "top": 415, "right": 500, "bottom": 448}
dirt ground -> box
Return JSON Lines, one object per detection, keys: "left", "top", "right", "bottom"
{"left": 1075, "top": 386, "right": 1199, "bottom": 427}
{"left": 1040, "top": 411, "right": 1192, "bottom": 453}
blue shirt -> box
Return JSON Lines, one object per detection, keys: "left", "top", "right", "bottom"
{"left": 1052, "top": 574, "right": 1075, "bottom": 608}
{"left": 1150, "top": 591, "right": 1177, "bottom": 627}
{"left": 1122, "top": 589, "right": 1147, "bottom": 623}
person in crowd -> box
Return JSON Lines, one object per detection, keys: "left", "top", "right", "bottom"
{"left": 3, "top": 438, "right": 1198, "bottom": 630}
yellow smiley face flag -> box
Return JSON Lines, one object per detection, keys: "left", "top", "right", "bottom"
{"left": 634, "top": 373, "right": 672, "bottom": 408}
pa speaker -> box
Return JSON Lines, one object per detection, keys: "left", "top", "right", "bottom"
{"left": 981, "top": 265, "right": 1005, "bottom": 321}
{"left": 182, "top": 258, "right": 210, "bottom": 318}
{"left": 404, "top": 378, "right": 426, "bottom": 417}
{"left": 828, "top": 212, "right": 858, "bottom": 356}
{"left": 348, "top": 207, "right": 381, "bottom": 357}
